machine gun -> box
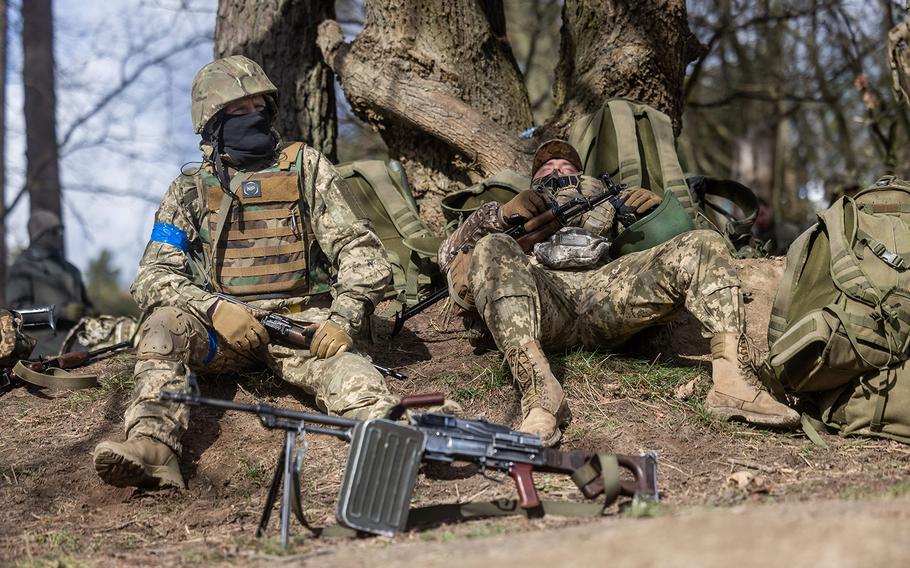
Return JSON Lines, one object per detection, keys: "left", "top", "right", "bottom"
{"left": 211, "top": 292, "right": 408, "bottom": 381}
{"left": 160, "top": 382, "right": 658, "bottom": 547}
{"left": 391, "top": 173, "right": 627, "bottom": 335}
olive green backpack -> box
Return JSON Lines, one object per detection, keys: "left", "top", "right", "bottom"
{"left": 440, "top": 169, "right": 525, "bottom": 233}
{"left": 762, "top": 176, "right": 910, "bottom": 441}
{"left": 567, "top": 99, "right": 760, "bottom": 257}
{"left": 335, "top": 160, "right": 443, "bottom": 305}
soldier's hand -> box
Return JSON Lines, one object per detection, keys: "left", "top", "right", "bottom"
{"left": 210, "top": 300, "right": 269, "bottom": 352}
{"left": 307, "top": 320, "right": 353, "bottom": 359}
{"left": 501, "top": 189, "right": 554, "bottom": 224}
{"left": 621, "top": 187, "right": 662, "bottom": 214}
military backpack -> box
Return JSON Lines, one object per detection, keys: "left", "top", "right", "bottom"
{"left": 335, "top": 160, "right": 442, "bottom": 306}
{"left": 762, "top": 176, "right": 910, "bottom": 441}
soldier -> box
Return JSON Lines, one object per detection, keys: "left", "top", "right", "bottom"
{"left": 92, "top": 56, "right": 405, "bottom": 490}
{"left": 439, "top": 140, "right": 799, "bottom": 446}
{"left": 7, "top": 209, "right": 94, "bottom": 357}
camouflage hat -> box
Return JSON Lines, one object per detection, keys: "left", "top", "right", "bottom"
{"left": 190, "top": 55, "right": 278, "bottom": 133}
{"left": 531, "top": 139, "right": 583, "bottom": 178}
{"left": 28, "top": 209, "right": 62, "bottom": 241}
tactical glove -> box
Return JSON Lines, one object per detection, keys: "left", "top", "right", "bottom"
{"left": 500, "top": 189, "right": 554, "bottom": 225}
{"left": 307, "top": 319, "right": 353, "bottom": 359}
{"left": 621, "top": 187, "right": 663, "bottom": 214}
{"left": 209, "top": 300, "right": 269, "bottom": 352}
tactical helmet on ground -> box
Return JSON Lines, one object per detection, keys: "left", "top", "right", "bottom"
{"left": 190, "top": 55, "right": 278, "bottom": 134}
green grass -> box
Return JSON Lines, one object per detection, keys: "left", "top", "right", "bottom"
{"left": 65, "top": 364, "right": 134, "bottom": 407}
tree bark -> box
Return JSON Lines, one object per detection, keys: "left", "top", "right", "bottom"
{"left": 552, "top": 0, "right": 703, "bottom": 134}
{"left": 22, "top": 0, "right": 62, "bottom": 220}
{"left": 318, "top": 0, "right": 534, "bottom": 207}
{"left": 215, "top": 0, "right": 338, "bottom": 161}
{"left": 0, "top": 0, "right": 7, "bottom": 303}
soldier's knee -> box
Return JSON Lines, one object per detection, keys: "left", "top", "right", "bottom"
{"left": 474, "top": 233, "right": 523, "bottom": 265}
{"left": 681, "top": 229, "right": 730, "bottom": 255}
{"left": 136, "top": 307, "right": 200, "bottom": 361}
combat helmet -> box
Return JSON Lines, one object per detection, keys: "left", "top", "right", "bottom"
{"left": 190, "top": 55, "right": 278, "bottom": 134}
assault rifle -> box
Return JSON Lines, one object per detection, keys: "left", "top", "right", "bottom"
{"left": 0, "top": 340, "right": 132, "bottom": 393}
{"left": 161, "top": 384, "right": 658, "bottom": 547}
{"left": 391, "top": 173, "right": 627, "bottom": 335}
{"left": 212, "top": 292, "right": 408, "bottom": 380}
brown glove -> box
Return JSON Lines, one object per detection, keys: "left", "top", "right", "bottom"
{"left": 209, "top": 300, "right": 269, "bottom": 352}
{"left": 307, "top": 319, "right": 353, "bottom": 359}
{"left": 621, "top": 187, "right": 663, "bottom": 214}
{"left": 501, "top": 190, "right": 554, "bottom": 224}
{"left": 515, "top": 210, "right": 562, "bottom": 253}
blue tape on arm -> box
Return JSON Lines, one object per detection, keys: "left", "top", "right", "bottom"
{"left": 150, "top": 222, "right": 189, "bottom": 252}
{"left": 204, "top": 328, "right": 218, "bottom": 365}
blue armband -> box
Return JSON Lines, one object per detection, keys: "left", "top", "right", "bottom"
{"left": 204, "top": 328, "right": 218, "bottom": 365}
{"left": 150, "top": 222, "right": 189, "bottom": 252}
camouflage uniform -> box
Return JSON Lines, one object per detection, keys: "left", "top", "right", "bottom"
{"left": 122, "top": 57, "right": 397, "bottom": 456}
{"left": 439, "top": 176, "right": 743, "bottom": 354}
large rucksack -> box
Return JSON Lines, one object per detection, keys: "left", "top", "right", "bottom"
{"left": 335, "top": 160, "right": 442, "bottom": 305}
{"left": 568, "top": 99, "right": 760, "bottom": 256}
{"left": 762, "top": 176, "right": 910, "bottom": 440}
{"left": 439, "top": 169, "right": 525, "bottom": 233}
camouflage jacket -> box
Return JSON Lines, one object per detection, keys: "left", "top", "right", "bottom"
{"left": 438, "top": 175, "right": 617, "bottom": 273}
{"left": 131, "top": 145, "right": 391, "bottom": 334}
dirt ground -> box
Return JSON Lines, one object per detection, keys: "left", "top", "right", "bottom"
{"left": 2, "top": 258, "right": 910, "bottom": 567}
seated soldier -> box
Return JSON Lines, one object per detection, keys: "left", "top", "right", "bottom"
{"left": 7, "top": 209, "right": 94, "bottom": 357}
{"left": 438, "top": 140, "right": 799, "bottom": 446}
{"left": 92, "top": 56, "right": 412, "bottom": 490}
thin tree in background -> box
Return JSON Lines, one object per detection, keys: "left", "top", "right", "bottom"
{"left": 22, "top": 0, "right": 62, "bottom": 222}
{"left": 0, "top": 0, "right": 6, "bottom": 303}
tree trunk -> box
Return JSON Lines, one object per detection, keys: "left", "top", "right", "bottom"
{"left": 0, "top": 0, "right": 7, "bottom": 304}
{"left": 215, "top": 0, "right": 338, "bottom": 161}
{"left": 22, "top": 0, "right": 62, "bottom": 220}
{"left": 552, "top": 0, "right": 702, "bottom": 135}
{"left": 318, "top": 0, "right": 534, "bottom": 225}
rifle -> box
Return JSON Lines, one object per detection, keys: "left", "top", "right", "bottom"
{"left": 0, "top": 340, "right": 132, "bottom": 393}
{"left": 391, "top": 173, "right": 627, "bottom": 335}
{"left": 160, "top": 383, "right": 658, "bottom": 547}
{"left": 212, "top": 292, "right": 409, "bottom": 380}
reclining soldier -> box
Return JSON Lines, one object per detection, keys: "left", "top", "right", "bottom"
{"left": 439, "top": 140, "right": 799, "bottom": 446}
{"left": 93, "top": 56, "right": 406, "bottom": 490}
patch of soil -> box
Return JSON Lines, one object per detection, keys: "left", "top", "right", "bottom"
{"left": 1, "top": 257, "right": 908, "bottom": 566}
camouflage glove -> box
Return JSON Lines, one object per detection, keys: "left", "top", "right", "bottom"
{"left": 621, "top": 187, "right": 662, "bottom": 214}
{"left": 209, "top": 300, "right": 269, "bottom": 351}
{"left": 500, "top": 189, "right": 554, "bottom": 224}
{"left": 307, "top": 320, "right": 353, "bottom": 359}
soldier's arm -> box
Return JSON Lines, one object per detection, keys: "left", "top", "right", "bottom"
{"left": 5, "top": 261, "right": 34, "bottom": 309}
{"left": 130, "top": 175, "right": 216, "bottom": 322}
{"left": 303, "top": 148, "right": 391, "bottom": 335}
{"left": 437, "top": 201, "right": 509, "bottom": 274}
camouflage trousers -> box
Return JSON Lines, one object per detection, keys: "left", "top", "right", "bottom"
{"left": 469, "top": 230, "right": 743, "bottom": 353}
{"left": 124, "top": 306, "right": 398, "bottom": 454}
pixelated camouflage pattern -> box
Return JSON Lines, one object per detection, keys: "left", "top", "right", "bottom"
{"left": 438, "top": 175, "right": 616, "bottom": 274}
{"left": 62, "top": 315, "right": 138, "bottom": 352}
{"left": 125, "top": 306, "right": 397, "bottom": 453}
{"left": 190, "top": 55, "right": 278, "bottom": 133}
{"left": 0, "top": 310, "right": 36, "bottom": 366}
{"left": 131, "top": 143, "right": 391, "bottom": 335}
{"left": 468, "top": 230, "right": 742, "bottom": 353}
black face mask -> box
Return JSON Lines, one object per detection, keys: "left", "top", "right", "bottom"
{"left": 220, "top": 109, "right": 276, "bottom": 167}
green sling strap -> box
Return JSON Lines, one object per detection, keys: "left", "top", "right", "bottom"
{"left": 12, "top": 360, "right": 98, "bottom": 390}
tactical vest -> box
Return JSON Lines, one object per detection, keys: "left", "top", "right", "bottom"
{"left": 199, "top": 142, "right": 332, "bottom": 299}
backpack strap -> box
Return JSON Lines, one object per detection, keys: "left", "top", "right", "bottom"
{"left": 278, "top": 142, "right": 305, "bottom": 171}
{"left": 821, "top": 198, "right": 885, "bottom": 307}
{"left": 768, "top": 226, "right": 817, "bottom": 345}
{"left": 351, "top": 162, "right": 429, "bottom": 240}
{"left": 641, "top": 105, "right": 696, "bottom": 217}
{"left": 606, "top": 100, "right": 642, "bottom": 187}
{"left": 568, "top": 106, "right": 604, "bottom": 174}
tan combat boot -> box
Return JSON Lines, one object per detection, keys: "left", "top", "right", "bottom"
{"left": 505, "top": 339, "right": 569, "bottom": 446}
{"left": 93, "top": 436, "right": 185, "bottom": 490}
{"left": 705, "top": 333, "right": 799, "bottom": 428}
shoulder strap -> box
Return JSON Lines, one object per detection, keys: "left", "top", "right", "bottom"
{"left": 640, "top": 105, "right": 696, "bottom": 217}
{"left": 568, "top": 106, "right": 604, "bottom": 174}
{"left": 12, "top": 360, "right": 97, "bottom": 390}
{"left": 606, "top": 100, "right": 642, "bottom": 187}
{"left": 278, "top": 142, "right": 306, "bottom": 171}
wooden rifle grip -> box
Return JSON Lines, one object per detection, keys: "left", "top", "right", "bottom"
{"left": 508, "top": 463, "right": 540, "bottom": 509}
